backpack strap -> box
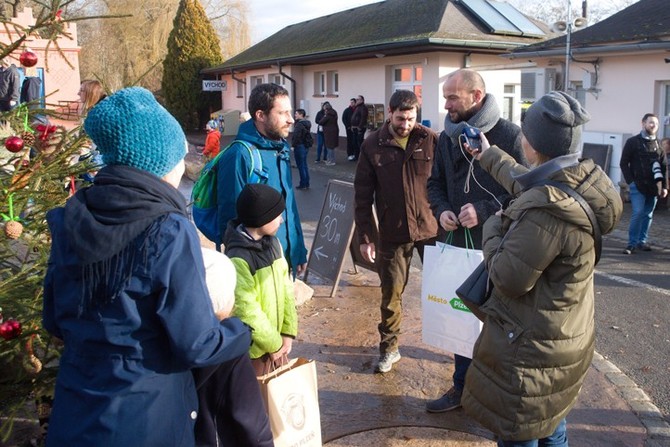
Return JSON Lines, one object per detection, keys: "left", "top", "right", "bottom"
{"left": 542, "top": 180, "right": 602, "bottom": 265}
{"left": 234, "top": 140, "right": 264, "bottom": 184}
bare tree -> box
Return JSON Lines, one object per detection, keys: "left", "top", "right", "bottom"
{"left": 508, "top": 0, "right": 639, "bottom": 27}
{"left": 73, "top": 0, "right": 249, "bottom": 92}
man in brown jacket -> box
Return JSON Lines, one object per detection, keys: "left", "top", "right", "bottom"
{"left": 354, "top": 90, "right": 438, "bottom": 373}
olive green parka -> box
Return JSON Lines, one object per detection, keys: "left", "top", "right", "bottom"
{"left": 462, "top": 147, "right": 622, "bottom": 441}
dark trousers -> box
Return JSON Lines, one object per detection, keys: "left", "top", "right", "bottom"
{"left": 345, "top": 127, "right": 355, "bottom": 157}
{"left": 377, "top": 238, "right": 434, "bottom": 354}
{"left": 193, "top": 354, "right": 274, "bottom": 447}
{"left": 352, "top": 128, "right": 366, "bottom": 160}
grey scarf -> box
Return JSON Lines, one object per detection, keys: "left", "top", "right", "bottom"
{"left": 444, "top": 93, "right": 501, "bottom": 142}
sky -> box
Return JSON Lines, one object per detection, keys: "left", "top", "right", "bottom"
{"left": 248, "top": 0, "right": 381, "bottom": 44}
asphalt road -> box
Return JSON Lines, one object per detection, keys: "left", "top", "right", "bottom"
{"left": 293, "top": 159, "right": 670, "bottom": 424}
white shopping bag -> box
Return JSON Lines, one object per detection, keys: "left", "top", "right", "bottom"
{"left": 421, "top": 243, "right": 483, "bottom": 358}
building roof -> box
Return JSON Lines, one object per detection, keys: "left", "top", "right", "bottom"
{"left": 509, "top": 0, "right": 670, "bottom": 57}
{"left": 205, "top": 0, "right": 552, "bottom": 73}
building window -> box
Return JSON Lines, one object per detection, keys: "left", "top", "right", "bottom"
{"left": 269, "top": 73, "right": 282, "bottom": 85}
{"left": 327, "top": 71, "right": 338, "bottom": 95}
{"left": 249, "top": 75, "right": 264, "bottom": 89}
{"left": 392, "top": 64, "right": 423, "bottom": 105}
{"left": 313, "top": 72, "right": 326, "bottom": 96}
{"left": 502, "top": 83, "right": 520, "bottom": 123}
{"left": 236, "top": 80, "right": 244, "bottom": 98}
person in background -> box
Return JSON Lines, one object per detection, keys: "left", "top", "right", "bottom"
{"left": 314, "top": 102, "right": 328, "bottom": 163}
{"left": 214, "top": 83, "right": 308, "bottom": 276}
{"left": 343, "top": 98, "right": 357, "bottom": 161}
{"left": 224, "top": 183, "right": 298, "bottom": 376}
{"left": 74, "top": 79, "right": 107, "bottom": 180}
{"left": 42, "top": 87, "right": 252, "bottom": 446}
{"left": 318, "top": 102, "right": 339, "bottom": 166}
{"left": 202, "top": 119, "right": 222, "bottom": 160}
{"left": 426, "top": 68, "right": 526, "bottom": 413}
{"left": 354, "top": 90, "right": 438, "bottom": 373}
{"left": 291, "top": 108, "right": 312, "bottom": 189}
{"left": 620, "top": 113, "right": 668, "bottom": 254}
{"left": 350, "top": 95, "right": 368, "bottom": 161}
{"left": 462, "top": 91, "right": 622, "bottom": 447}
{"left": 0, "top": 61, "right": 20, "bottom": 112}
{"left": 20, "top": 66, "right": 42, "bottom": 110}
{"left": 78, "top": 80, "right": 106, "bottom": 117}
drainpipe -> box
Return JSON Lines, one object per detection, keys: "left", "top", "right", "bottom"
{"left": 231, "top": 69, "right": 247, "bottom": 111}
{"left": 277, "top": 62, "right": 297, "bottom": 112}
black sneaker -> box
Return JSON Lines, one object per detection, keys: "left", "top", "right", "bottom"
{"left": 426, "top": 387, "right": 462, "bottom": 413}
{"left": 623, "top": 245, "right": 635, "bottom": 255}
{"left": 637, "top": 243, "right": 652, "bottom": 251}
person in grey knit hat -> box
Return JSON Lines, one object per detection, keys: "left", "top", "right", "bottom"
{"left": 460, "top": 91, "right": 622, "bottom": 446}
{"left": 521, "top": 90, "right": 590, "bottom": 160}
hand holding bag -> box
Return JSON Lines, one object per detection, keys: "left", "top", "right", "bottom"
{"left": 257, "top": 357, "right": 322, "bottom": 447}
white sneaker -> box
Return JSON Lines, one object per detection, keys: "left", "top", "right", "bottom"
{"left": 375, "top": 350, "right": 401, "bottom": 373}
{"left": 324, "top": 161, "right": 336, "bottom": 166}
{"left": 347, "top": 155, "right": 355, "bottom": 161}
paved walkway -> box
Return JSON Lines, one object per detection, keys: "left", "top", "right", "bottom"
{"left": 186, "top": 132, "right": 670, "bottom": 446}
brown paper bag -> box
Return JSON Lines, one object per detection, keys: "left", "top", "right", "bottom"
{"left": 257, "top": 357, "right": 322, "bottom": 447}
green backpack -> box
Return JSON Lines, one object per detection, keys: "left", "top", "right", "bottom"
{"left": 191, "top": 140, "right": 263, "bottom": 244}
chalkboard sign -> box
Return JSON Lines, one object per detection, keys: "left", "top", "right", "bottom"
{"left": 305, "top": 180, "right": 357, "bottom": 296}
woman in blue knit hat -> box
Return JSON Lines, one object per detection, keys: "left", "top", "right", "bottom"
{"left": 42, "top": 87, "right": 270, "bottom": 446}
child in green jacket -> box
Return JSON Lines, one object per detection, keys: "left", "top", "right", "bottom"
{"left": 224, "top": 183, "right": 298, "bottom": 375}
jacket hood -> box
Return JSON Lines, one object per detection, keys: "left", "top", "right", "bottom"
{"left": 297, "top": 119, "right": 311, "bottom": 131}
{"left": 507, "top": 156, "right": 622, "bottom": 236}
{"left": 237, "top": 118, "right": 287, "bottom": 152}
{"left": 60, "top": 165, "right": 187, "bottom": 264}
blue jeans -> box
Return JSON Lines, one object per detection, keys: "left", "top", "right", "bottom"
{"left": 316, "top": 132, "right": 325, "bottom": 161}
{"left": 497, "top": 418, "right": 568, "bottom": 447}
{"left": 628, "top": 182, "right": 657, "bottom": 247}
{"left": 326, "top": 147, "right": 335, "bottom": 163}
{"left": 294, "top": 144, "right": 309, "bottom": 187}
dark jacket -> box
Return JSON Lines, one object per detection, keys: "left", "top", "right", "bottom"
{"left": 43, "top": 165, "right": 251, "bottom": 446}
{"left": 318, "top": 108, "right": 339, "bottom": 148}
{"left": 0, "top": 64, "right": 20, "bottom": 105}
{"left": 315, "top": 109, "right": 325, "bottom": 134}
{"left": 351, "top": 103, "right": 369, "bottom": 131}
{"left": 463, "top": 148, "right": 623, "bottom": 441}
{"left": 355, "top": 122, "right": 438, "bottom": 244}
{"left": 291, "top": 118, "right": 312, "bottom": 147}
{"left": 620, "top": 133, "right": 667, "bottom": 197}
{"left": 342, "top": 105, "right": 354, "bottom": 129}
{"left": 427, "top": 119, "right": 523, "bottom": 248}
{"left": 215, "top": 119, "right": 308, "bottom": 271}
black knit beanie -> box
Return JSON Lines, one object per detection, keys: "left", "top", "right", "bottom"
{"left": 236, "top": 184, "right": 285, "bottom": 228}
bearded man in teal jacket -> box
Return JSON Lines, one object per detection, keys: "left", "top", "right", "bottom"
{"left": 215, "top": 83, "right": 308, "bottom": 276}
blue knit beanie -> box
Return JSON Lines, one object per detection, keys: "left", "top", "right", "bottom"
{"left": 84, "top": 87, "right": 186, "bottom": 177}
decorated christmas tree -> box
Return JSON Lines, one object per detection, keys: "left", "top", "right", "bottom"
{"left": 0, "top": 4, "right": 95, "bottom": 444}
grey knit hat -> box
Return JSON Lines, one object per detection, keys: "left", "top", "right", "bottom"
{"left": 522, "top": 91, "right": 590, "bottom": 158}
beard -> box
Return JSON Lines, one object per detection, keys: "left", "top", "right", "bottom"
{"left": 264, "top": 123, "right": 288, "bottom": 141}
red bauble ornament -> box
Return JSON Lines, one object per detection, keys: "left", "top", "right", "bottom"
{"left": 19, "top": 49, "right": 38, "bottom": 68}
{"left": 0, "top": 319, "right": 22, "bottom": 340}
{"left": 5, "top": 136, "right": 25, "bottom": 153}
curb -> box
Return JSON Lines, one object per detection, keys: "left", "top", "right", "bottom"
{"left": 591, "top": 352, "right": 670, "bottom": 445}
